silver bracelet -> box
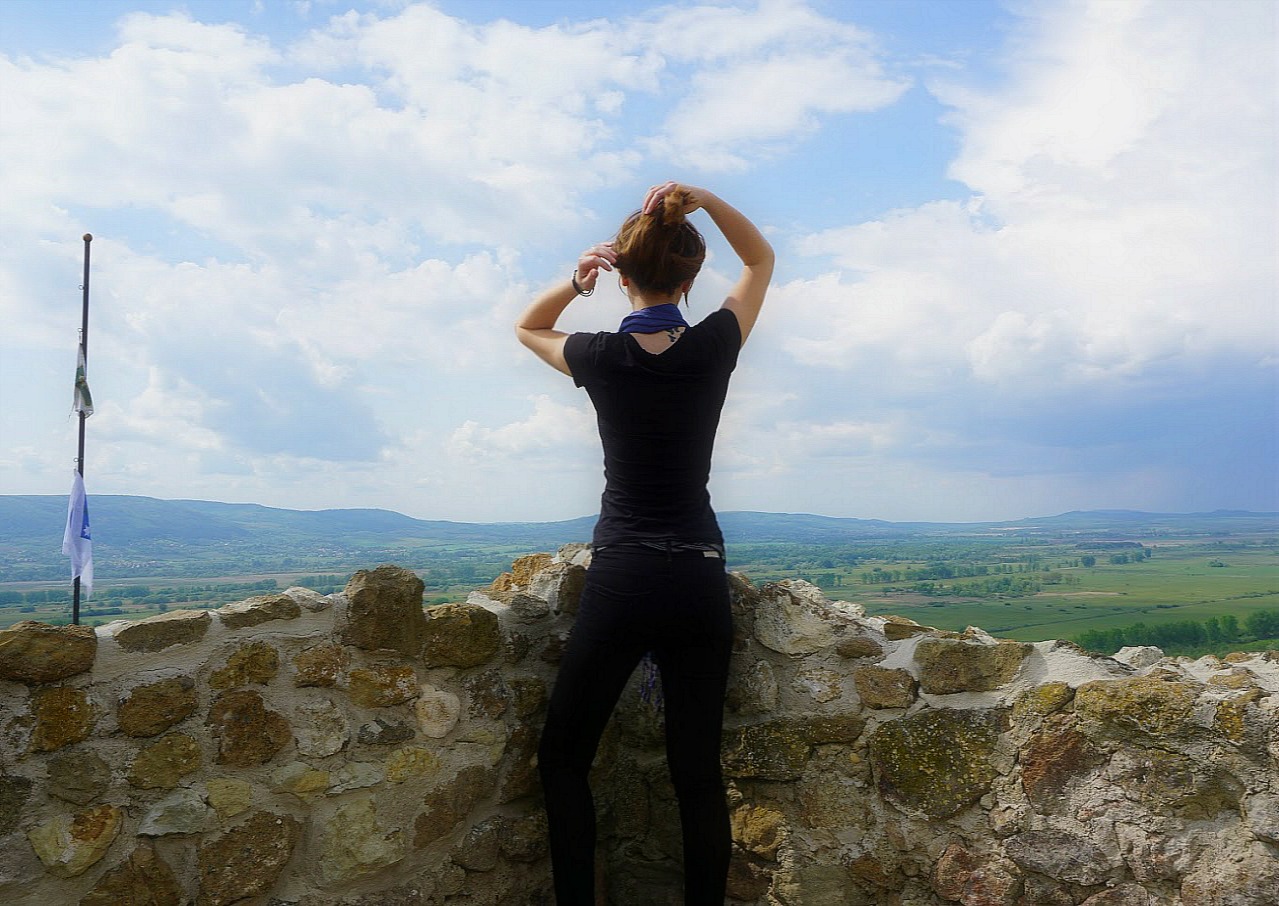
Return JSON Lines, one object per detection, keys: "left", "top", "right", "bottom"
{"left": 571, "top": 273, "right": 593, "bottom": 296}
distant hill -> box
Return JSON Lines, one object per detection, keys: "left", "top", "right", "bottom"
{"left": 1, "top": 494, "right": 1274, "bottom": 583}
{"left": 0, "top": 495, "right": 596, "bottom": 549}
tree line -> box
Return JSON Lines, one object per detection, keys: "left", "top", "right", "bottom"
{"left": 1076, "top": 610, "right": 1279, "bottom": 655}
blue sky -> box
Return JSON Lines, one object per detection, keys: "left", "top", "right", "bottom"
{"left": 0, "top": 0, "right": 1274, "bottom": 523}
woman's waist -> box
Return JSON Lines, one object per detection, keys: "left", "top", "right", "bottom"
{"left": 591, "top": 538, "right": 725, "bottom": 559}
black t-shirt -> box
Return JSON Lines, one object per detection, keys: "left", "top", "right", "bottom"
{"left": 564, "top": 308, "right": 741, "bottom": 548}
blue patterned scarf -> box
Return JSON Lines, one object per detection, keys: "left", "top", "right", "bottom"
{"left": 618, "top": 303, "right": 688, "bottom": 334}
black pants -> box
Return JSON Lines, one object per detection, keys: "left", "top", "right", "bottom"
{"left": 538, "top": 546, "right": 734, "bottom": 905}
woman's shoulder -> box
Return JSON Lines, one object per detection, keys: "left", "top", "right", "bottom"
{"left": 691, "top": 308, "right": 742, "bottom": 349}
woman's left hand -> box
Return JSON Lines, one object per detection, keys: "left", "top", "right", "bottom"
{"left": 642, "top": 181, "right": 703, "bottom": 217}
{"left": 575, "top": 242, "right": 616, "bottom": 294}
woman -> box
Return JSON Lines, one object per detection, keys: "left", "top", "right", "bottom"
{"left": 515, "top": 181, "right": 773, "bottom": 904}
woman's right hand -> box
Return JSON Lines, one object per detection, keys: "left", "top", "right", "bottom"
{"left": 575, "top": 242, "right": 616, "bottom": 294}
{"left": 641, "top": 181, "right": 704, "bottom": 217}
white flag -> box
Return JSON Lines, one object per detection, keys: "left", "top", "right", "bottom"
{"left": 73, "top": 343, "right": 93, "bottom": 417}
{"left": 62, "top": 470, "right": 93, "bottom": 597}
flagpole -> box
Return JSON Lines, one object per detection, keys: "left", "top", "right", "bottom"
{"left": 72, "top": 233, "right": 91, "bottom": 625}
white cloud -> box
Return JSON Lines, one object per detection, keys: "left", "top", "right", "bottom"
{"left": 788, "top": 0, "right": 1276, "bottom": 390}
{"left": 448, "top": 394, "right": 596, "bottom": 463}
{"left": 641, "top": 0, "right": 908, "bottom": 169}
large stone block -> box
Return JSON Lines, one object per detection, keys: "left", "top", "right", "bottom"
{"left": 111, "top": 610, "right": 209, "bottom": 652}
{"left": 27, "top": 804, "right": 123, "bottom": 877}
{"left": 292, "top": 643, "right": 349, "bottom": 688}
{"left": 914, "top": 637, "right": 1032, "bottom": 694}
{"left": 197, "top": 811, "right": 302, "bottom": 906}
{"left": 319, "top": 798, "right": 405, "bottom": 886}
{"left": 421, "top": 603, "right": 502, "bottom": 667}
{"left": 339, "top": 566, "right": 427, "bottom": 656}
{"left": 869, "top": 708, "right": 1005, "bottom": 818}
{"left": 0, "top": 621, "right": 96, "bottom": 684}
{"left": 1074, "top": 675, "right": 1199, "bottom": 743}
{"left": 30, "top": 685, "right": 96, "bottom": 752}
{"left": 753, "top": 580, "right": 850, "bottom": 655}
{"left": 348, "top": 664, "right": 418, "bottom": 707}
{"left": 769, "top": 860, "right": 859, "bottom": 906}
{"left": 216, "top": 594, "right": 301, "bottom": 630}
{"left": 79, "top": 841, "right": 183, "bottom": 906}
{"left": 209, "top": 641, "right": 279, "bottom": 689}
{"left": 117, "top": 676, "right": 198, "bottom": 737}
{"left": 853, "top": 665, "right": 918, "bottom": 709}
{"left": 206, "top": 690, "right": 292, "bottom": 766}
{"left": 128, "top": 733, "right": 202, "bottom": 789}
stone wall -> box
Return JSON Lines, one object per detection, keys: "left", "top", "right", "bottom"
{"left": 0, "top": 547, "right": 1275, "bottom": 905}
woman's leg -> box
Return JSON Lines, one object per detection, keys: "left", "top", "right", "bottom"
{"left": 539, "top": 555, "right": 650, "bottom": 905}
{"left": 654, "top": 556, "right": 734, "bottom": 905}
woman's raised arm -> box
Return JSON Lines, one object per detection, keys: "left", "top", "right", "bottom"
{"left": 643, "top": 182, "right": 774, "bottom": 346}
{"left": 515, "top": 242, "right": 617, "bottom": 375}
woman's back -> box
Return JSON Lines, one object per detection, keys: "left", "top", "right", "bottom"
{"left": 566, "top": 308, "right": 742, "bottom": 546}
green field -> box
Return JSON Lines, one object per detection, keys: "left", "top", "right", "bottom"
{"left": 5, "top": 511, "right": 1277, "bottom": 658}
{"left": 726, "top": 534, "right": 1279, "bottom": 655}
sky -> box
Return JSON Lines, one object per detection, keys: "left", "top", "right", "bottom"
{"left": 0, "top": 0, "right": 1275, "bottom": 525}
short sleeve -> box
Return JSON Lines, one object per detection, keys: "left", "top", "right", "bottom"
{"left": 564, "top": 331, "right": 608, "bottom": 388}
{"left": 699, "top": 308, "right": 742, "bottom": 372}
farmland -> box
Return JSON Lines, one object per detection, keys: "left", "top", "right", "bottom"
{"left": 2, "top": 497, "right": 1275, "bottom": 657}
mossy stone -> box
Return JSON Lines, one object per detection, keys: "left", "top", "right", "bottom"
{"left": 869, "top": 707, "right": 1005, "bottom": 818}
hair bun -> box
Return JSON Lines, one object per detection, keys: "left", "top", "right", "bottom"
{"left": 661, "top": 190, "right": 688, "bottom": 228}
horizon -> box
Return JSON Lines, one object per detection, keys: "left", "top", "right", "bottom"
{"left": 1, "top": 0, "right": 1275, "bottom": 523}
{"left": 3, "top": 491, "right": 1275, "bottom": 529}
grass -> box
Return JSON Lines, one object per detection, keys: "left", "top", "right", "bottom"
{"left": 742, "top": 542, "right": 1279, "bottom": 646}
{"left": 6, "top": 532, "right": 1277, "bottom": 650}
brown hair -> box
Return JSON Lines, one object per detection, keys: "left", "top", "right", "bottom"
{"left": 613, "top": 190, "right": 706, "bottom": 300}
